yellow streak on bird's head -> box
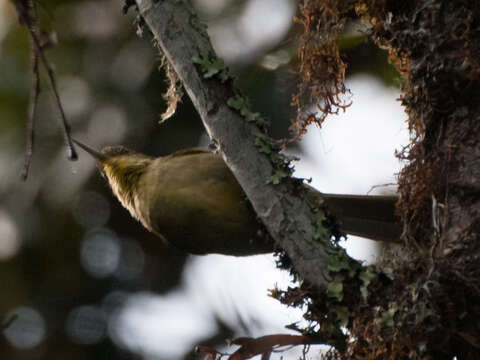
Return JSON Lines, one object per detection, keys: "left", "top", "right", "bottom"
{"left": 100, "top": 152, "right": 152, "bottom": 222}
{"left": 73, "top": 139, "right": 152, "bottom": 222}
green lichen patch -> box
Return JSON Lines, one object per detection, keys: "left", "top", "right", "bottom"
{"left": 192, "top": 52, "right": 230, "bottom": 82}
{"left": 227, "top": 95, "right": 270, "bottom": 127}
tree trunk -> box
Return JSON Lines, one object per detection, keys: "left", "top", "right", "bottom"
{"left": 133, "top": 0, "right": 480, "bottom": 358}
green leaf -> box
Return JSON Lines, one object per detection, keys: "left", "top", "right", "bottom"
{"left": 359, "top": 267, "right": 377, "bottom": 300}
{"left": 330, "top": 305, "right": 350, "bottom": 327}
{"left": 255, "top": 137, "right": 272, "bottom": 154}
{"left": 203, "top": 58, "right": 224, "bottom": 78}
{"left": 313, "top": 210, "right": 326, "bottom": 226}
{"left": 218, "top": 68, "right": 230, "bottom": 83}
{"left": 327, "top": 277, "right": 344, "bottom": 302}
{"left": 227, "top": 96, "right": 270, "bottom": 126}
{"left": 252, "top": 127, "right": 268, "bottom": 139}
{"left": 192, "top": 53, "right": 227, "bottom": 79}
{"left": 227, "top": 96, "right": 245, "bottom": 110}
{"left": 328, "top": 254, "right": 350, "bottom": 273}
{"left": 312, "top": 210, "right": 330, "bottom": 241}
{"left": 267, "top": 169, "right": 289, "bottom": 185}
{"left": 246, "top": 111, "right": 260, "bottom": 122}
{"left": 380, "top": 304, "right": 398, "bottom": 327}
{"left": 192, "top": 55, "right": 204, "bottom": 64}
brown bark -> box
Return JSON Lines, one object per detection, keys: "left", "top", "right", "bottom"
{"left": 344, "top": 1, "right": 480, "bottom": 358}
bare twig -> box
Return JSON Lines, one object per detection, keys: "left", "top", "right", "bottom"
{"left": 21, "top": 2, "right": 40, "bottom": 180}
{"left": 1, "top": 313, "right": 18, "bottom": 331}
{"left": 12, "top": 0, "right": 77, "bottom": 181}
{"left": 22, "top": 17, "right": 78, "bottom": 161}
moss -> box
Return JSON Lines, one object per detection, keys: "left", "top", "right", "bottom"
{"left": 277, "top": 1, "right": 480, "bottom": 358}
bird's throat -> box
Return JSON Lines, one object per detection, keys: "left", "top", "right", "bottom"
{"left": 102, "top": 156, "right": 151, "bottom": 224}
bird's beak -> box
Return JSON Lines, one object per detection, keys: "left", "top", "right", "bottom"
{"left": 72, "top": 139, "right": 108, "bottom": 162}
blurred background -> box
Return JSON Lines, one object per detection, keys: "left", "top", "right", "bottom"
{"left": 0, "top": 0, "right": 408, "bottom": 359}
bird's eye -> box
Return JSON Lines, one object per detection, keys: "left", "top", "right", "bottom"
{"left": 101, "top": 146, "right": 133, "bottom": 157}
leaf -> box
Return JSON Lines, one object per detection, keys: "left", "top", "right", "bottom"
{"left": 227, "top": 95, "right": 245, "bottom": 110}
{"left": 359, "top": 267, "right": 377, "bottom": 300}
{"left": 328, "top": 253, "right": 350, "bottom": 273}
{"left": 191, "top": 55, "right": 204, "bottom": 64}
{"left": 192, "top": 53, "right": 227, "bottom": 79}
{"left": 313, "top": 211, "right": 330, "bottom": 241}
{"left": 227, "top": 96, "right": 270, "bottom": 126}
{"left": 380, "top": 304, "right": 398, "bottom": 327}
{"left": 252, "top": 128, "right": 268, "bottom": 140}
{"left": 255, "top": 137, "right": 272, "bottom": 155}
{"left": 218, "top": 69, "right": 230, "bottom": 83}
{"left": 330, "top": 305, "right": 350, "bottom": 327}
{"left": 203, "top": 58, "right": 224, "bottom": 78}
{"left": 267, "top": 169, "right": 289, "bottom": 184}
{"left": 327, "top": 277, "right": 344, "bottom": 302}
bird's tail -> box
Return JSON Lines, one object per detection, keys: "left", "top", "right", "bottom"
{"left": 308, "top": 190, "right": 402, "bottom": 243}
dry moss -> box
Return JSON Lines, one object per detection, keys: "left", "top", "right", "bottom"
{"left": 290, "top": 0, "right": 354, "bottom": 139}
{"left": 284, "top": 0, "right": 480, "bottom": 358}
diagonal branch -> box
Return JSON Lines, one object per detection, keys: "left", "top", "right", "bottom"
{"left": 135, "top": 0, "right": 331, "bottom": 290}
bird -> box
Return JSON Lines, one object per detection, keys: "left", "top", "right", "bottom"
{"left": 73, "top": 139, "right": 401, "bottom": 256}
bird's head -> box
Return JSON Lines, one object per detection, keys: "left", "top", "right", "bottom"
{"left": 73, "top": 139, "right": 152, "bottom": 215}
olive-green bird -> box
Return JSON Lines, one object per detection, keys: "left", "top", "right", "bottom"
{"left": 74, "top": 140, "right": 401, "bottom": 256}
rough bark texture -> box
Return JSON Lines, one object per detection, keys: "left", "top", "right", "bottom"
{"left": 135, "top": 0, "right": 331, "bottom": 289}
{"left": 133, "top": 0, "right": 480, "bottom": 358}
{"left": 321, "top": 1, "right": 480, "bottom": 359}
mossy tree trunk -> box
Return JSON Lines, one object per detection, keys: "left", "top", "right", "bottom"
{"left": 133, "top": 0, "right": 480, "bottom": 358}
{"left": 322, "top": 1, "right": 480, "bottom": 358}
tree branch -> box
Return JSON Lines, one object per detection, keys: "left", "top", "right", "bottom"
{"left": 135, "top": 0, "right": 331, "bottom": 289}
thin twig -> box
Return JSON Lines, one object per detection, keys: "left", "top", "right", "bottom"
{"left": 1, "top": 313, "right": 18, "bottom": 331}
{"left": 21, "top": 6, "right": 40, "bottom": 180}
{"left": 14, "top": 0, "right": 77, "bottom": 164}
{"left": 26, "top": 25, "right": 77, "bottom": 160}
